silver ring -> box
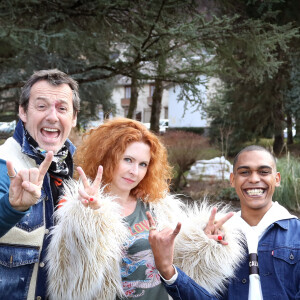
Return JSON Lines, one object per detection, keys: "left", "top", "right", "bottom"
{"left": 149, "top": 226, "right": 157, "bottom": 231}
{"left": 7, "top": 172, "right": 16, "bottom": 178}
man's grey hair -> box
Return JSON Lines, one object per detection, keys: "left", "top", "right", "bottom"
{"left": 19, "top": 69, "right": 80, "bottom": 116}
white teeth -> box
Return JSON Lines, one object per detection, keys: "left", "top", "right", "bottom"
{"left": 246, "top": 189, "right": 264, "bottom": 196}
{"left": 43, "top": 128, "right": 58, "bottom": 132}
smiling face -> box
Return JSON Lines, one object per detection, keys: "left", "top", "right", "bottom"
{"left": 110, "top": 141, "right": 151, "bottom": 197}
{"left": 230, "top": 150, "right": 281, "bottom": 221}
{"left": 19, "top": 80, "right": 77, "bottom": 153}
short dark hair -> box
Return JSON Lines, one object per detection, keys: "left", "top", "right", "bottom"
{"left": 19, "top": 69, "right": 80, "bottom": 116}
{"left": 233, "top": 145, "right": 276, "bottom": 171}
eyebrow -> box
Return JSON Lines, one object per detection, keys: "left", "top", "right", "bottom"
{"left": 237, "top": 165, "right": 272, "bottom": 171}
{"left": 124, "top": 155, "right": 150, "bottom": 163}
{"left": 35, "top": 96, "right": 69, "bottom": 103}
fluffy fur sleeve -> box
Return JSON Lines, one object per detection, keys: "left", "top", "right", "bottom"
{"left": 46, "top": 179, "right": 129, "bottom": 300}
{"left": 173, "top": 201, "right": 245, "bottom": 296}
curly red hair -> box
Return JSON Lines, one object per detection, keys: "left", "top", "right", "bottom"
{"left": 74, "top": 118, "right": 172, "bottom": 202}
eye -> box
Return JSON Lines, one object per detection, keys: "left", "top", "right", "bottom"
{"left": 260, "top": 170, "right": 271, "bottom": 175}
{"left": 239, "top": 170, "right": 250, "bottom": 176}
{"left": 58, "top": 106, "right": 68, "bottom": 112}
{"left": 124, "top": 157, "right": 132, "bottom": 163}
{"left": 37, "top": 104, "right": 46, "bottom": 110}
{"left": 140, "top": 162, "right": 148, "bottom": 168}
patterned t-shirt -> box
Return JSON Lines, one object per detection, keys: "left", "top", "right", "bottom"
{"left": 117, "top": 199, "right": 169, "bottom": 300}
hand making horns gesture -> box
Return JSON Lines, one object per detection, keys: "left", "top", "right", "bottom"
{"left": 146, "top": 207, "right": 234, "bottom": 280}
{"left": 77, "top": 165, "right": 103, "bottom": 210}
{"left": 6, "top": 151, "right": 54, "bottom": 212}
{"left": 146, "top": 211, "right": 181, "bottom": 280}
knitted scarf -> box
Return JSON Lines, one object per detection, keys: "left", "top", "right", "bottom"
{"left": 24, "top": 129, "right": 73, "bottom": 207}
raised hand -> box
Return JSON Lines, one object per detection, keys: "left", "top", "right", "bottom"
{"left": 146, "top": 211, "right": 181, "bottom": 280}
{"left": 77, "top": 165, "right": 103, "bottom": 210}
{"left": 203, "top": 207, "right": 234, "bottom": 245}
{"left": 7, "top": 151, "right": 53, "bottom": 212}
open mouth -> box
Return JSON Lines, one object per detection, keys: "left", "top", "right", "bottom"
{"left": 41, "top": 127, "right": 60, "bottom": 139}
{"left": 244, "top": 188, "right": 266, "bottom": 196}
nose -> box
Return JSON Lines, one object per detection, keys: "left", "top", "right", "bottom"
{"left": 129, "top": 163, "right": 139, "bottom": 176}
{"left": 46, "top": 106, "right": 59, "bottom": 123}
{"left": 249, "top": 171, "right": 260, "bottom": 183}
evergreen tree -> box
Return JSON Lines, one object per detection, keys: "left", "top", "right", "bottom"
{"left": 207, "top": 0, "right": 300, "bottom": 155}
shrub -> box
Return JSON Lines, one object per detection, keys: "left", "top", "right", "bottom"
{"left": 162, "top": 130, "right": 208, "bottom": 191}
{"left": 274, "top": 153, "right": 300, "bottom": 211}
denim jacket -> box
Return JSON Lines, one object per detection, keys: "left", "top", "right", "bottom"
{"left": 0, "top": 120, "right": 75, "bottom": 300}
{"left": 163, "top": 218, "right": 300, "bottom": 300}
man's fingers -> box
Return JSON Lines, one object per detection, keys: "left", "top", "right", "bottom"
{"left": 91, "top": 165, "right": 103, "bottom": 189}
{"left": 38, "top": 151, "right": 53, "bottom": 181}
{"left": 6, "top": 160, "right": 17, "bottom": 180}
{"left": 146, "top": 211, "right": 156, "bottom": 228}
{"left": 29, "top": 168, "right": 39, "bottom": 185}
{"left": 21, "top": 181, "right": 41, "bottom": 198}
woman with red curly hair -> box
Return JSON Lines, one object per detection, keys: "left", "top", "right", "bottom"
{"left": 74, "top": 117, "right": 172, "bottom": 204}
{"left": 46, "top": 118, "right": 244, "bottom": 300}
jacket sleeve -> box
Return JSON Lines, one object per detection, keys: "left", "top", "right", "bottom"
{"left": 156, "top": 198, "right": 245, "bottom": 297}
{"left": 46, "top": 179, "right": 129, "bottom": 300}
{"left": 162, "top": 267, "right": 220, "bottom": 300}
{"left": 0, "top": 159, "right": 30, "bottom": 237}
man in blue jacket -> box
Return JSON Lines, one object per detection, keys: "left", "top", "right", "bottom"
{"left": 147, "top": 145, "right": 300, "bottom": 299}
{"left": 0, "top": 69, "right": 80, "bottom": 300}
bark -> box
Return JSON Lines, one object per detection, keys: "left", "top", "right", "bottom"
{"left": 127, "top": 75, "right": 138, "bottom": 119}
{"left": 273, "top": 133, "right": 284, "bottom": 156}
{"left": 150, "top": 78, "right": 163, "bottom": 133}
{"left": 295, "top": 118, "right": 300, "bottom": 139}
{"left": 286, "top": 112, "right": 293, "bottom": 145}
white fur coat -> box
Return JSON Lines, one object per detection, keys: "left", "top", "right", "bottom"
{"left": 46, "top": 180, "right": 245, "bottom": 300}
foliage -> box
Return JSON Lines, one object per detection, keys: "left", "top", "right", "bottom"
{"left": 274, "top": 153, "right": 300, "bottom": 211}
{"left": 215, "top": 187, "right": 239, "bottom": 202}
{"left": 206, "top": 0, "right": 300, "bottom": 155}
{"left": 1, "top": 0, "right": 299, "bottom": 132}
{"left": 168, "top": 127, "right": 205, "bottom": 135}
{"left": 162, "top": 130, "right": 207, "bottom": 191}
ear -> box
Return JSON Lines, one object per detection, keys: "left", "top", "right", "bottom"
{"left": 275, "top": 172, "right": 281, "bottom": 187}
{"left": 19, "top": 106, "right": 27, "bottom": 123}
{"left": 230, "top": 173, "right": 235, "bottom": 187}
{"left": 72, "top": 112, "right": 77, "bottom": 128}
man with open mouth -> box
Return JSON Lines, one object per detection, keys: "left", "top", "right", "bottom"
{"left": 148, "top": 145, "right": 300, "bottom": 300}
{"left": 0, "top": 69, "right": 80, "bottom": 300}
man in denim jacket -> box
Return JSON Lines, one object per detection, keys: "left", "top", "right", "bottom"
{"left": 148, "top": 145, "right": 300, "bottom": 300}
{"left": 0, "top": 69, "right": 79, "bottom": 300}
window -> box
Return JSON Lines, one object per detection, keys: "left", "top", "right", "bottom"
{"left": 125, "top": 86, "right": 131, "bottom": 99}
{"left": 150, "top": 84, "right": 155, "bottom": 96}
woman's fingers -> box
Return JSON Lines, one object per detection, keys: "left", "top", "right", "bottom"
{"left": 91, "top": 166, "right": 103, "bottom": 190}
{"left": 77, "top": 166, "right": 90, "bottom": 189}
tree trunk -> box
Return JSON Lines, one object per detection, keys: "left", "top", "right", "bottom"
{"left": 150, "top": 78, "right": 163, "bottom": 133}
{"left": 286, "top": 112, "right": 293, "bottom": 145}
{"left": 273, "top": 88, "right": 285, "bottom": 156}
{"left": 273, "top": 133, "right": 284, "bottom": 156}
{"left": 295, "top": 118, "right": 300, "bottom": 140}
{"left": 127, "top": 75, "right": 138, "bottom": 119}
{"left": 150, "top": 54, "right": 166, "bottom": 133}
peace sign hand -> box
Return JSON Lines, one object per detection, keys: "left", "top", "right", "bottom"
{"left": 7, "top": 151, "right": 53, "bottom": 212}
{"left": 203, "top": 207, "right": 234, "bottom": 245}
{"left": 77, "top": 165, "right": 103, "bottom": 210}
